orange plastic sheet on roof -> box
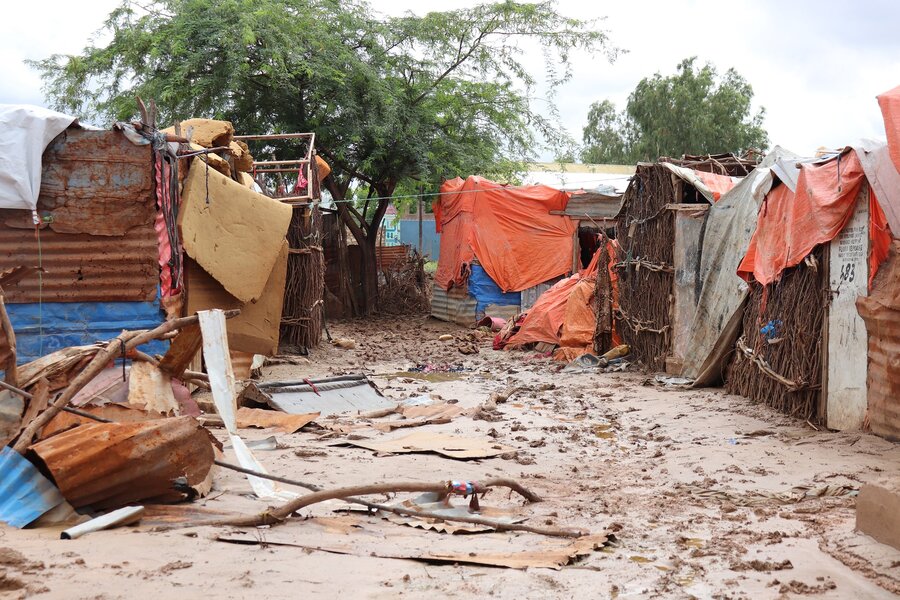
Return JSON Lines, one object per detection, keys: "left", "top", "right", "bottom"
{"left": 506, "top": 249, "right": 602, "bottom": 351}
{"left": 738, "top": 150, "right": 867, "bottom": 285}
{"left": 877, "top": 85, "right": 900, "bottom": 174}
{"left": 694, "top": 170, "right": 738, "bottom": 202}
{"left": 434, "top": 176, "right": 575, "bottom": 293}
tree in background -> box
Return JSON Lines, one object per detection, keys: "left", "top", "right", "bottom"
{"left": 581, "top": 57, "right": 768, "bottom": 164}
{"left": 30, "top": 0, "right": 616, "bottom": 315}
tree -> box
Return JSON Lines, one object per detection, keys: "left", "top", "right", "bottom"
{"left": 32, "top": 0, "right": 616, "bottom": 315}
{"left": 580, "top": 99, "right": 628, "bottom": 163}
{"left": 581, "top": 57, "right": 768, "bottom": 164}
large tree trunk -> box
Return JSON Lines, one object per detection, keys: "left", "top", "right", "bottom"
{"left": 325, "top": 175, "right": 388, "bottom": 317}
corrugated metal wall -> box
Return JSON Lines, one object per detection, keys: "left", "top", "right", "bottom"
{"left": 399, "top": 219, "right": 440, "bottom": 261}
{"left": 0, "top": 128, "right": 164, "bottom": 361}
{"left": 858, "top": 240, "right": 900, "bottom": 441}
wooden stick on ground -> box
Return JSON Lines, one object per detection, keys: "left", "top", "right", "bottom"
{"left": 176, "top": 462, "right": 579, "bottom": 537}
{"left": 12, "top": 310, "right": 239, "bottom": 453}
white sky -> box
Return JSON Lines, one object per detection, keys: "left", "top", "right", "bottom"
{"left": 2, "top": 0, "right": 897, "bottom": 158}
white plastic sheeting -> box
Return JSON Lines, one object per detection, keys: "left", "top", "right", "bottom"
{"left": 0, "top": 105, "right": 76, "bottom": 211}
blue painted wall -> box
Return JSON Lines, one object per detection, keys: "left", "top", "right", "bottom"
{"left": 399, "top": 219, "right": 441, "bottom": 261}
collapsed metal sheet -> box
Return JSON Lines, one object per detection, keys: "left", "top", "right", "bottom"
{"left": 0, "top": 445, "right": 66, "bottom": 528}
{"left": 28, "top": 416, "right": 215, "bottom": 510}
{"left": 251, "top": 374, "right": 394, "bottom": 416}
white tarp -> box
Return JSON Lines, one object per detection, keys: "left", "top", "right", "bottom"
{"left": 660, "top": 162, "right": 742, "bottom": 203}
{"left": 681, "top": 147, "right": 797, "bottom": 385}
{"left": 0, "top": 104, "right": 76, "bottom": 211}
{"left": 853, "top": 139, "right": 900, "bottom": 237}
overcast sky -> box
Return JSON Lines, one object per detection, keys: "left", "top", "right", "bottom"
{"left": 2, "top": 0, "right": 897, "bottom": 158}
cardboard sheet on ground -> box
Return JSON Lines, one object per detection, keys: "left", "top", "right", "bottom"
{"left": 236, "top": 407, "right": 319, "bottom": 434}
{"left": 336, "top": 430, "right": 513, "bottom": 460}
{"left": 198, "top": 310, "right": 298, "bottom": 501}
{"left": 179, "top": 160, "right": 292, "bottom": 302}
{"left": 184, "top": 240, "right": 289, "bottom": 355}
{"left": 217, "top": 516, "right": 609, "bottom": 569}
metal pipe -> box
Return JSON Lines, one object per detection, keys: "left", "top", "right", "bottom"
{"left": 61, "top": 506, "right": 145, "bottom": 539}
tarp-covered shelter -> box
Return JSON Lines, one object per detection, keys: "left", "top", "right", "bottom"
{"left": 431, "top": 176, "right": 576, "bottom": 324}
{"left": 719, "top": 142, "right": 899, "bottom": 430}
{"left": 0, "top": 107, "right": 294, "bottom": 374}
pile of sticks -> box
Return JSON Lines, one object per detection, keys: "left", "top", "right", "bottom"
{"left": 280, "top": 206, "right": 324, "bottom": 351}
{"left": 376, "top": 249, "right": 431, "bottom": 315}
{"left": 725, "top": 247, "right": 827, "bottom": 421}
{"left": 665, "top": 152, "right": 759, "bottom": 176}
{"left": 614, "top": 165, "right": 676, "bottom": 371}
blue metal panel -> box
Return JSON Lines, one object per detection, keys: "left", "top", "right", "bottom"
{"left": 399, "top": 220, "right": 441, "bottom": 261}
{"left": 7, "top": 300, "right": 167, "bottom": 363}
{"left": 0, "top": 446, "right": 66, "bottom": 528}
{"left": 468, "top": 265, "right": 521, "bottom": 316}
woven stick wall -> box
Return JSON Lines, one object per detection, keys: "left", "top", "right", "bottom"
{"left": 614, "top": 165, "right": 676, "bottom": 371}
{"left": 280, "top": 205, "right": 325, "bottom": 350}
{"left": 725, "top": 247, "right": 827, "bottom": 421}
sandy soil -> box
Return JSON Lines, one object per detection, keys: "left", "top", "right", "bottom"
{"left": 2, "top": 314, "right": 900, "bottom": 599}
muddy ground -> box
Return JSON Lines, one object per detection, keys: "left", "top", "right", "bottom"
{"left": 2, "top": 315, "right": 900, "bottom": 599}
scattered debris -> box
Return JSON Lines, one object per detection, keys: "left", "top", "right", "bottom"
{"left": 336, "top": 430, "right": 513, "bottom": 460}
{"left": 243, "top": 375, "right": 394, "bottom": 416}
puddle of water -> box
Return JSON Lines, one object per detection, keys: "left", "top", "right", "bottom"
{"left": 593, "top": 423, "right": 616, "bottom": 439}
{"left": 629, "top": 555, "right": 652, "bottom": 564}
{"left": 680, "top": 538, "right": 704, "bottom": 549}
{"left": 385, "top": 371, "right": 466, "bottom": 383}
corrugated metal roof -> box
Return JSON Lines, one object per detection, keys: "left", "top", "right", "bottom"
{"left": 0, "top": 446, "right": 66, "bottom": 528}
{"left": 28, "top": 416, "right": 216, "bottom": 510}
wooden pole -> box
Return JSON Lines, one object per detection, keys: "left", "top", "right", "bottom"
{"left": 418, "top": 187, "right": 424, "bottom": 256}
{"left": 0, "top": 295, "right": 18, "bottom": 388}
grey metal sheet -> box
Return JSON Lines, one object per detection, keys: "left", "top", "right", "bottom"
{"left": 259, "top": 376, "right": 394, "bottom": 417}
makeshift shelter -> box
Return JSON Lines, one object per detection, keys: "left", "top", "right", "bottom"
{"left": 613, "top": 155, "right": 753, "bottom": 372}
{"left": 431, "top": 176, "right": 576, "bottom": 324}
{"left": 0, "top": 108, "right": 299, "bottom": 376}
{"left": 723, "top": 143, "right": 899, "bottom": 429}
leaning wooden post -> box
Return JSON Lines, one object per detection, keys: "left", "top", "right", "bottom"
{"left": 0, "top": 294, "right": 18, "bottom": 388}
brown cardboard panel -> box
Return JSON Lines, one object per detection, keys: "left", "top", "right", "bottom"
{"left": 179, "top": 160, "right": 292, "bottom": 302}
{"left": 185, "top": 241, "right": 288, "bottom": 355}
{"left": 163, "top": 119, "right": 234, "bottom": 148}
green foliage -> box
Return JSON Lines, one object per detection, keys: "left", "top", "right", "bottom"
{"left": 31, "top": 0, "right": 615, "bottom": 214}
{"left": 581, "top": 57, "right": 768, "bottom": 164}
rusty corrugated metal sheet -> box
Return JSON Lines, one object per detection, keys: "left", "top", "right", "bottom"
{"left": 376, "top": 245, "right": 409, "bottom": 270}
{"left": 28, "top": 416, "right": 215, "bottom": 510}
{"left": 0, "top": 128, "right": 158, "bottom": 303}
{"left": 858, "top": 240, "right": 900, "bottom": 441}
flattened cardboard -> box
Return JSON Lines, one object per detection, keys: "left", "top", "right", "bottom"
{"left": 184, "top": 240, "right": 288, "bottom": 355}
{"left": 236, "top": 407, "right": 319, "bottom": 434}
{"left": 163, "top": 119, "right": 234, "bottom": 148}
{"left": 179, "top": 160, "right": 292, "bottom": 302}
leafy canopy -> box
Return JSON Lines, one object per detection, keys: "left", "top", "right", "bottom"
{"left": 581, "top": 57, "right": 768, "bottom": 164}
{"left": 31, "top": 0, "right": 616, "bottom": 205}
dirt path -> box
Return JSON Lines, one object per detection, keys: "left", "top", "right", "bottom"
{"left": 3, "top": 315, "right": 899, "bottom": 599}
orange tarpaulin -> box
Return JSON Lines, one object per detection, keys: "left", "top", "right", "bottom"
{"left": 434, "top": 176, "right": 575, "bottom": 293}
{"left": 878, "top": 85, "right": 900, "bottom": 175}
{"left": 738, "top": 150, "right": 866, "bottom": 285}
{"left": 738, "top": 149, "right": 892, "bottom": 288}
{"left": 506, "top": 249, "right": 602, "bottom": 350}
{"left": 694, "top": 170, "right": 738, "bottom": 202}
